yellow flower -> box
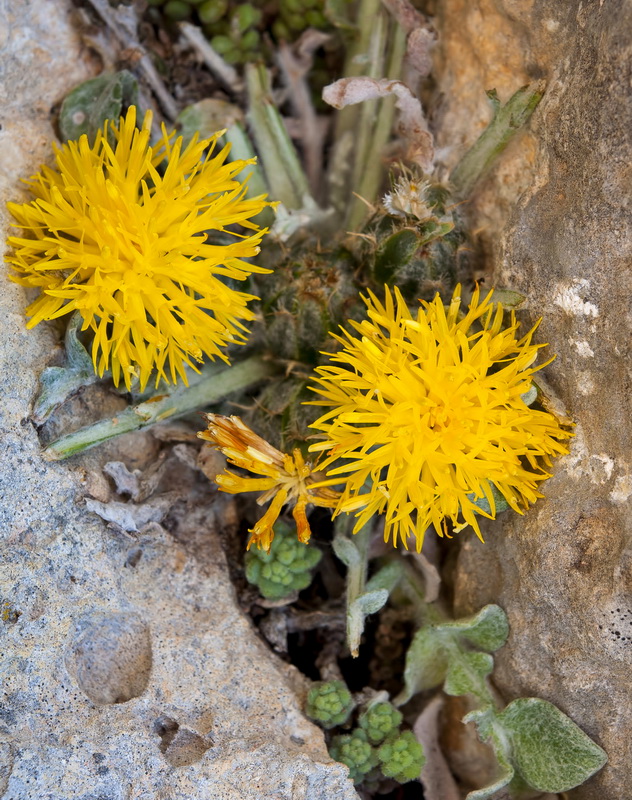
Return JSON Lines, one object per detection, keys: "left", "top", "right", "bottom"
{"left": 308, "top": 285, "right": 572, "bottom": 550}
{"left": 198, "top": 413, "right": 340, "bottom": 551}
{"left": 7, "top": 106, "right": 272, "bottom": 390}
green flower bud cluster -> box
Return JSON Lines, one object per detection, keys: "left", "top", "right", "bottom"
{"left": 328, "top": 729, "right": 378, "bottom": 784}
{"left": 207, "top": 3, "right": 262, "bottom": 64}
{"left": 244, "top": 520, "right": 322, "bottom": 600}
{"left": 358, "top": 701, "right": 403, "bottom": 744}
{"left": 307, "top": 695, "right": 425, "bottom": 787}
{"left": 272, "top": 0, "right": 328, "bottom": 41}
{"left": 377, "top": 730, "right": 425, "bottom": 783}
{"left": 305, "top": 680, "right": 355, "bottom": 729}
{"left": 146, "top": 1, "right": 263, "bottom": 64}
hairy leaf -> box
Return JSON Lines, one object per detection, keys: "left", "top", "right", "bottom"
{"left": 497, "top": 698, "right": 608, "bottom": 793}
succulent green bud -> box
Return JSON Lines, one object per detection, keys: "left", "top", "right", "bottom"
{"left": 235, "top": 3, "right": 262, "bottom": 32}
{"left": 198, "top": 0, "right": 228, "bottom": 24}
{"left": 358, "top": 701, "right": 403, "bottom": 745}
{"left": 210, "top": 34, "right": 234, "bottom": 55}
{"left": 163, "top": 0, "right": 192, "bottom": 20}
{"left": 305, "top": 680, "right": 355, "bottom": 729}
{"left": 377, "top": 730, "right": 425, "bottom": 783}
{"left": 245, "top": 520, "right": 322, "bottom": 600}
{"left": 329, "top": 729, "right": 379, "bottom": 784}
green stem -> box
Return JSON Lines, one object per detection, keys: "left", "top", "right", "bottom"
{"left": 42, "top": 355, "right": 276, "bottom": 461}
{"left": 346, "top": 17, "right": 407, "bottom": 231}
{"left": 450, "top": 82, "right": 545, "bottom": 198}
{"left": 245, "top": 63, "right": 313, "bottom": 210}
{"left": 328, "top": 0, "right": 382, "bottom": 212}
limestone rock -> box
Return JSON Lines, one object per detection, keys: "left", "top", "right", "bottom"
{"left": 434, "top": 3, "right": 632, "bottom": 798}
{"left": 0, "top": 3, "right": 356, "bottom": 798}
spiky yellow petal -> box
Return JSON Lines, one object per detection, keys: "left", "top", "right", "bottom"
{"left": 308, "top": 285, "right": 572, "bottom": 550}
{"left": 7, "top": 106, "right": 272, "bottom": 390}
{"left": 198, "top": 414, "right": 340, "bottom": 550}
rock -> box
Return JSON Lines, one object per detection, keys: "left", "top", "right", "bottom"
{"left": 68, "top": 613, "right": 153, "bottom": 705}
{"left": 0, "top": 3, "right": 356, "bottom": 799}
{"left": 434, "top": 3, "right": 632, "bottom": 798}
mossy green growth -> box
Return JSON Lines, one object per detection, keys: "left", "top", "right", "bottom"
{"left": 305, "top": 680, "right": 355, "bottom": 729}
{"left": 358, "top": 701, "right": 403, "bottom": 745}
{"left": 329, "top": 729, "right": 379, "bottom": 784}
{"left": 245, "top": 520, "right": 322, "bottom": 600}
{"left": 377, "top": 730, "right": 425, "bottom": 783}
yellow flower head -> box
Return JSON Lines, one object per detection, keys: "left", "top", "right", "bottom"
{"left": 308, "top": 285, "right": 572, "bottom": 550}
{"left": 197, "top": 413, "right": 340, "bottom": 551}
{"left": 7, "top": 106, "right": 272, "bottom": 390}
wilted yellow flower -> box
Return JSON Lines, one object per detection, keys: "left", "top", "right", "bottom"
{"left": 198, "top": 413, "right": 340, "bottom": 551}
{"left": 7, "top": 106, "right": 271, "bottom": 390}
{"left": 308, "top": 285, "right": 572, "bottom": 550}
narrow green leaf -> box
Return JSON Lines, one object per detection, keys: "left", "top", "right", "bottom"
{"left": 245, "top": 63, "right": 312, "bottom": 210}
{"left": 497, "top": 698, "right": 608, "bottom": 793}
{"left": 450, "top": 82, "right": 545, "bottom": 198}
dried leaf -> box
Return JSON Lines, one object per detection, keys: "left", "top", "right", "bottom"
{"left": 407, "top": 27, "right": 436, "bottom": 77}
{"left": 414, "top": 697, "right": 461, "bottom": 800}
{"left": 403, "top": 549, "right": 441, "bottom": 602}
{"left": 322, "top": 77, "right": 434, "bottom": 170}
{"left": 86, "top": 492, "right": 180, "bottom": 532}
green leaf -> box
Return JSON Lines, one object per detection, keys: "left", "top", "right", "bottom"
{"left": 450, "top": 82, "right": 545, "bottom": 198}
{"left": 394, "top": 627, "right": 448, "bottom": 705}
{"left": 520, "top": 385, "right": 538, "bottom": 406}
{"left": 490, "top": 288, "right": 526, "bottom": 308}
{"left": 468, "top": 483, "right": 511, "bottom": 517}
{"left": 245, "top": 63, "right": 312, "bottom": 210}
{"left": 353, "top": 589, "right": 389, "bottom": 617}
{"left": 444, "top": 650, "right": 494, "bottom": 701}
{"left": 32, "top": 313, "right": 97, "bottom": 424}
{"left": 332, "top": 535, "right": 361, "bottom": 568}
{"left": 440, "top": 604, "right": 509, "bottom": 653}
{"left": 497, "top": 698, "right": 608, "bottom": 793}
{"left": 59, "top": 71, "right": 139, "bottom": 144}
{"left": 347, "top": 589, "right": 388, "bottom": 657}
{"left": 365, "top": 561, "right": 403, "bottom": 594}
{"left": 373, "top": 229, "right": 421, "bottom": 284}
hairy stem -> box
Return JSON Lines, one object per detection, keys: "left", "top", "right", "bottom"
{"left": 42, "top": 355, "right": 276, "bottom": 461}
{"left": 450, "top": 82, "right": 545, "bottom": 198}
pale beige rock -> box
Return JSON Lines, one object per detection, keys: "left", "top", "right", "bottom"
{"left": 0, "top": 3, "right": 356, "bottom": 798}
{"left": 434, "top": 2, "right": 632, "bottom": 798}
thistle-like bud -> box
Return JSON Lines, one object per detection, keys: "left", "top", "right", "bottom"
{"left": 358, "top": 701, "right": 403, "bottom": 745}
{"left": 244, "top": 520, "right": 322, "bottom": 598}
{"left": 377, "top": 730, "right": 425, "bottom": 783}
{"left": 329, "top": 729, "right": 379, "bottom": 784}
{"left": 305, "top": 680, "right": 355, "bottom": 729}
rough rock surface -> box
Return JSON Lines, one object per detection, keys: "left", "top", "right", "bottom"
{"left": 0, "top": 3, "right": 357, "bottom": 799}
{"left": 434, "top": 2, "right": 632, "bottom": 798}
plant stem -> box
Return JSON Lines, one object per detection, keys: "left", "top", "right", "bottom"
{"left": 245, "top": 63, "right": 312, "bottom": 210}
{"left": 346, "top": 16, "right": 407, "bottom": 231}
{"left": 450, "top": 82, "right": 545, "bottom": 198}
{"left": 42, "top": 355, "right": 276, "bottom": 461}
